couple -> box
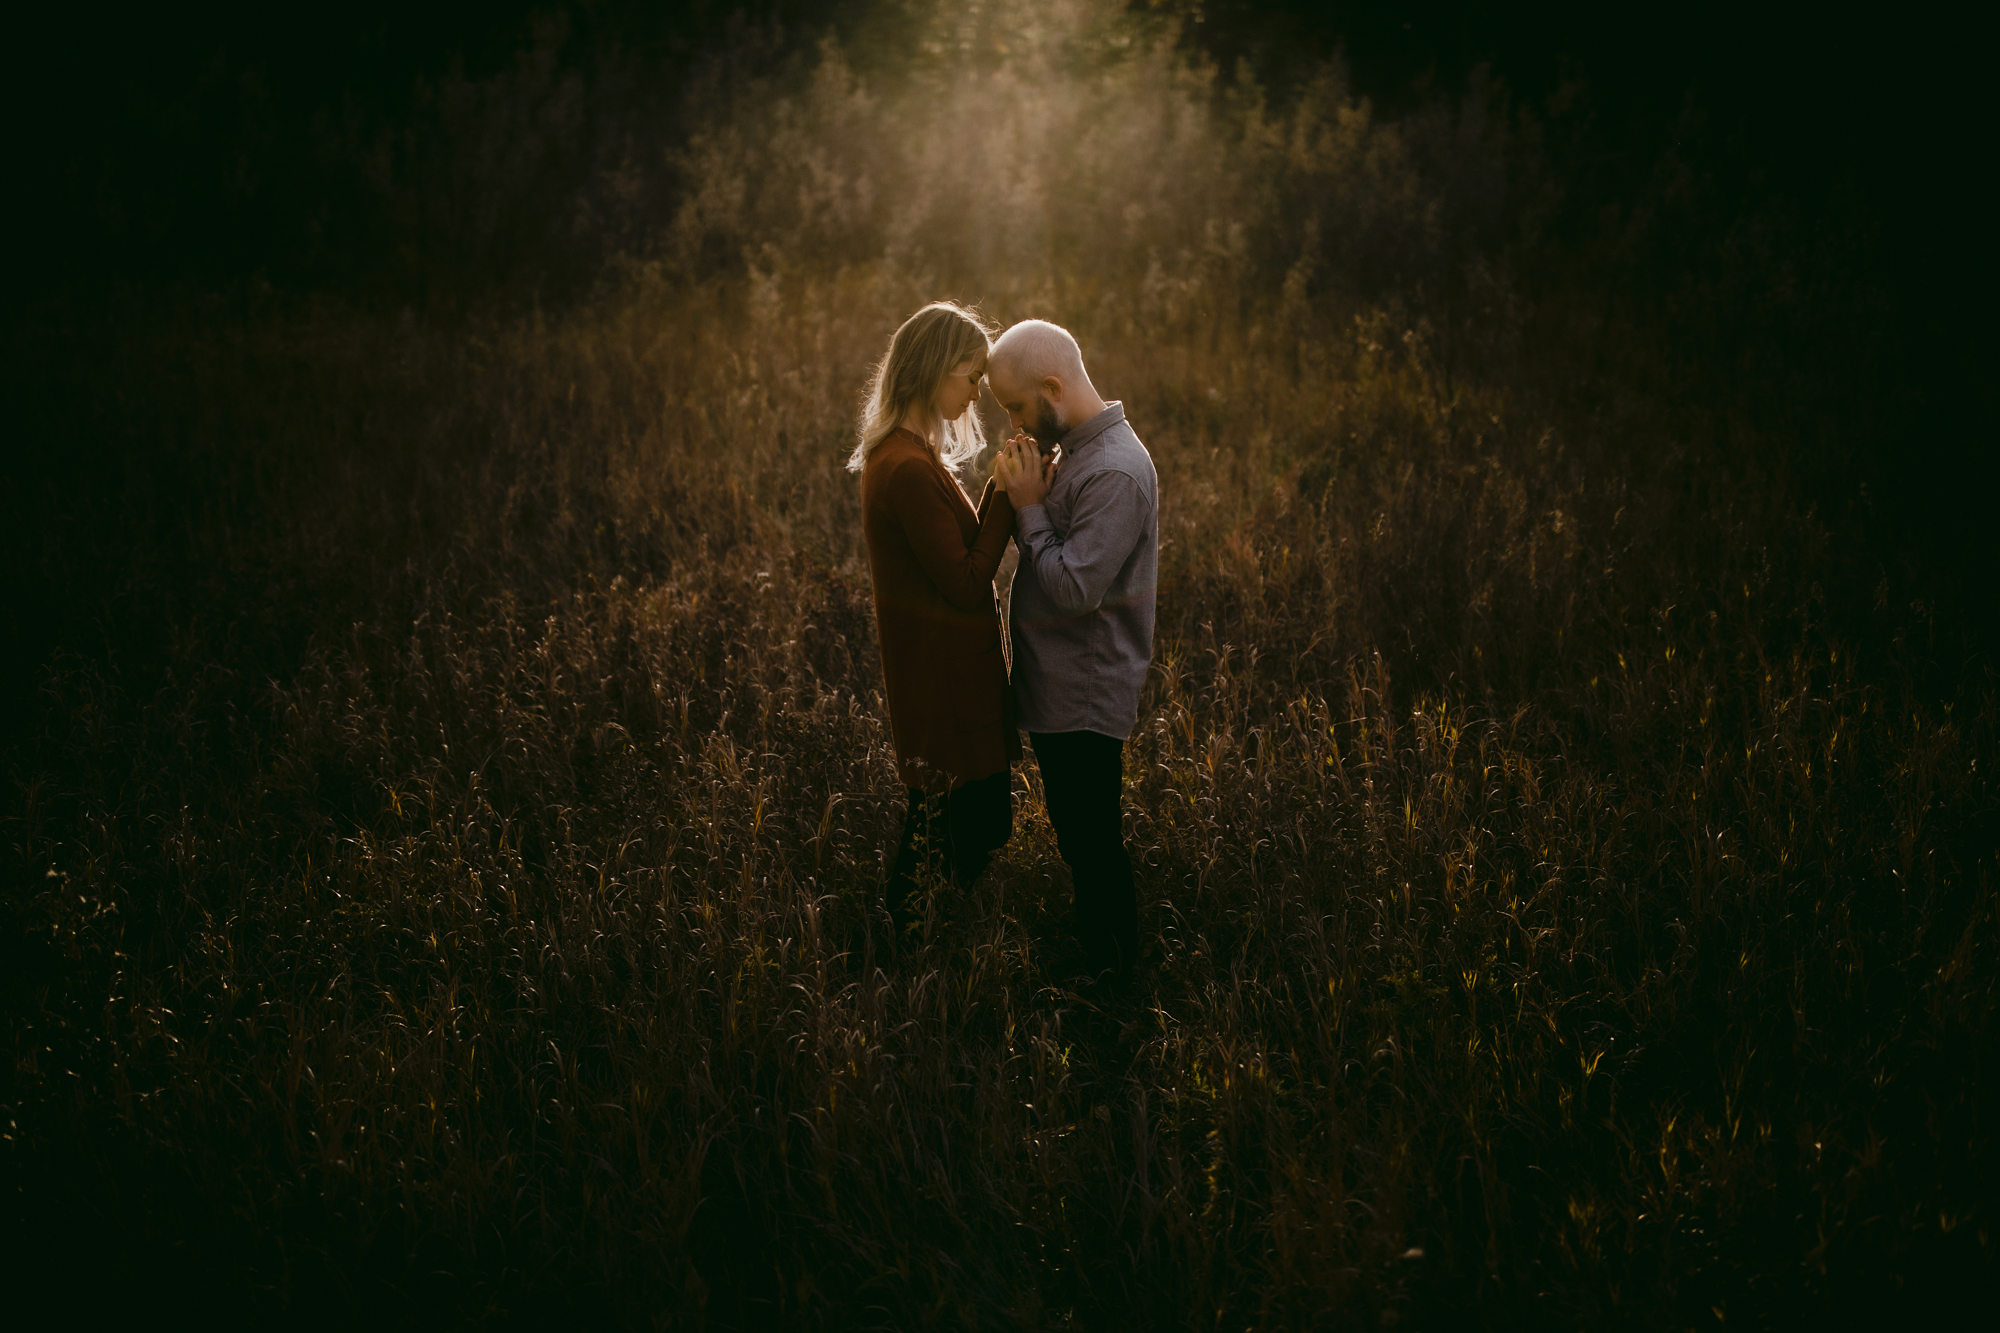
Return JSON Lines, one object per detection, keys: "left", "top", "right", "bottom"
{"left": 848, "top": 302, "right": 1157, "bottom": 983}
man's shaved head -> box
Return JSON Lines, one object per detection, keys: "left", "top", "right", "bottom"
{"left": 986, "top": 318, "right": 1105, "bottom": 445}
{"left": 989, "top": 319, "right": 1089, "bottom": 389}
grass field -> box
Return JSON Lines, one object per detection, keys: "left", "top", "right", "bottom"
{"left": 4, "top": 4, "right": 1994, "bottom": 1326}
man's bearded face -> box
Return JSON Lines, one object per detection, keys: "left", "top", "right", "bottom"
{"left": 988, "top": 364, "right": 1066, "bottom": 447}
{"left": 1028, "top": 392, "right": 1063, "bottom": 447}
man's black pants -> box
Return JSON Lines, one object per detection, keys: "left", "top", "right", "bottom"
{"left": 1030, "top": 729, "right": 1137, "bottom": 974}
{"left": 886, "top": 770, "right": 1012, "bottom": 931}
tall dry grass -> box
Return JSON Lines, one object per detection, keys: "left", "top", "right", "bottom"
{"left": 5, "top": 1, "right": 1994, "bottom": 1326}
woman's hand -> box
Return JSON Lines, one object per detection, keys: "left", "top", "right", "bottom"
{"left": 991, "top": 435, "right": 1019, "bottom": 490}
{"left": 1005, "top": 436, "right": 1054, "bottom": 508}
{"left": 988, "top": 434, "right": 1024, "bottom": 496}
{"left": 989, "top": 436, "right": 1021, "bottom": 492}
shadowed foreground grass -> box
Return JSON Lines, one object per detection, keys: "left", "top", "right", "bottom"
{"left": 4, "top": 268, "right": 1993, "bottom": 1327}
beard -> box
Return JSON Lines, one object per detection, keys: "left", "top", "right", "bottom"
{"left": 1029, "top": 394, "right": 1063, "bottom": 447}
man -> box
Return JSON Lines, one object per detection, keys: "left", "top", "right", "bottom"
{"left": 989, "top": 319, "right": 1158, "bottom": 983}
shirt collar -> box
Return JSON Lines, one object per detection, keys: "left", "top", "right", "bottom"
{"left": 1059, "top": 401, "right": 1124, "bottom": 455}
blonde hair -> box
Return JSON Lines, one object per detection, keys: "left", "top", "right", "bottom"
{"left": 847, "top": 301, "right": 995, "bottom": 474}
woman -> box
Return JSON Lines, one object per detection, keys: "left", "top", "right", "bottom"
{"left": 848, "top": 302, "right": 1020, "bottom": 941}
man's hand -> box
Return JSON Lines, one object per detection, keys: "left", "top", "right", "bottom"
{"left": 998, "top": 435, "right": 1054, "bottom": 508}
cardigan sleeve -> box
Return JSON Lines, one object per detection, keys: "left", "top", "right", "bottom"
{"left": 885, "top": 456, "right": 1016, "bottom": 615}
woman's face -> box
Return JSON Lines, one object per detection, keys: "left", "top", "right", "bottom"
{"left": 934, "top": 354, "right": 986, "bottom": 423}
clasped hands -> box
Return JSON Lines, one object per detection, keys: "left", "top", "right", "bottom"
{"left": 993, "top": 433, "right": 1056, "bottom": 508}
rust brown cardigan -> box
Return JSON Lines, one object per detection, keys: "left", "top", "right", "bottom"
{"left": 861, "top": 427, "right": 1022, "bottom": 790}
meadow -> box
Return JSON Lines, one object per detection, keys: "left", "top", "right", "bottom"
{"left": 4, "top": 3, "right": 1994, "bottom": 1326}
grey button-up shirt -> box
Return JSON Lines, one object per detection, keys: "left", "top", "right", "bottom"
{"left": 1009, "top": 401, "right": 1159, "bottom": 739}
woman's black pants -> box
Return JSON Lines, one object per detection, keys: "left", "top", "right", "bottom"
{"left": 886, "top": 769, "right": 1013, "bottom": 931}
{"left": 1029, "top": 730, "right": 1137, "bottom": 975}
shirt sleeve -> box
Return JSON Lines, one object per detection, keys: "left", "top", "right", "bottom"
{"left": 886, "top": 456, "right": 1016, "bottom": 614}
{"left": 1014, "top": 469, "right": 1145, "bottom": 617}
